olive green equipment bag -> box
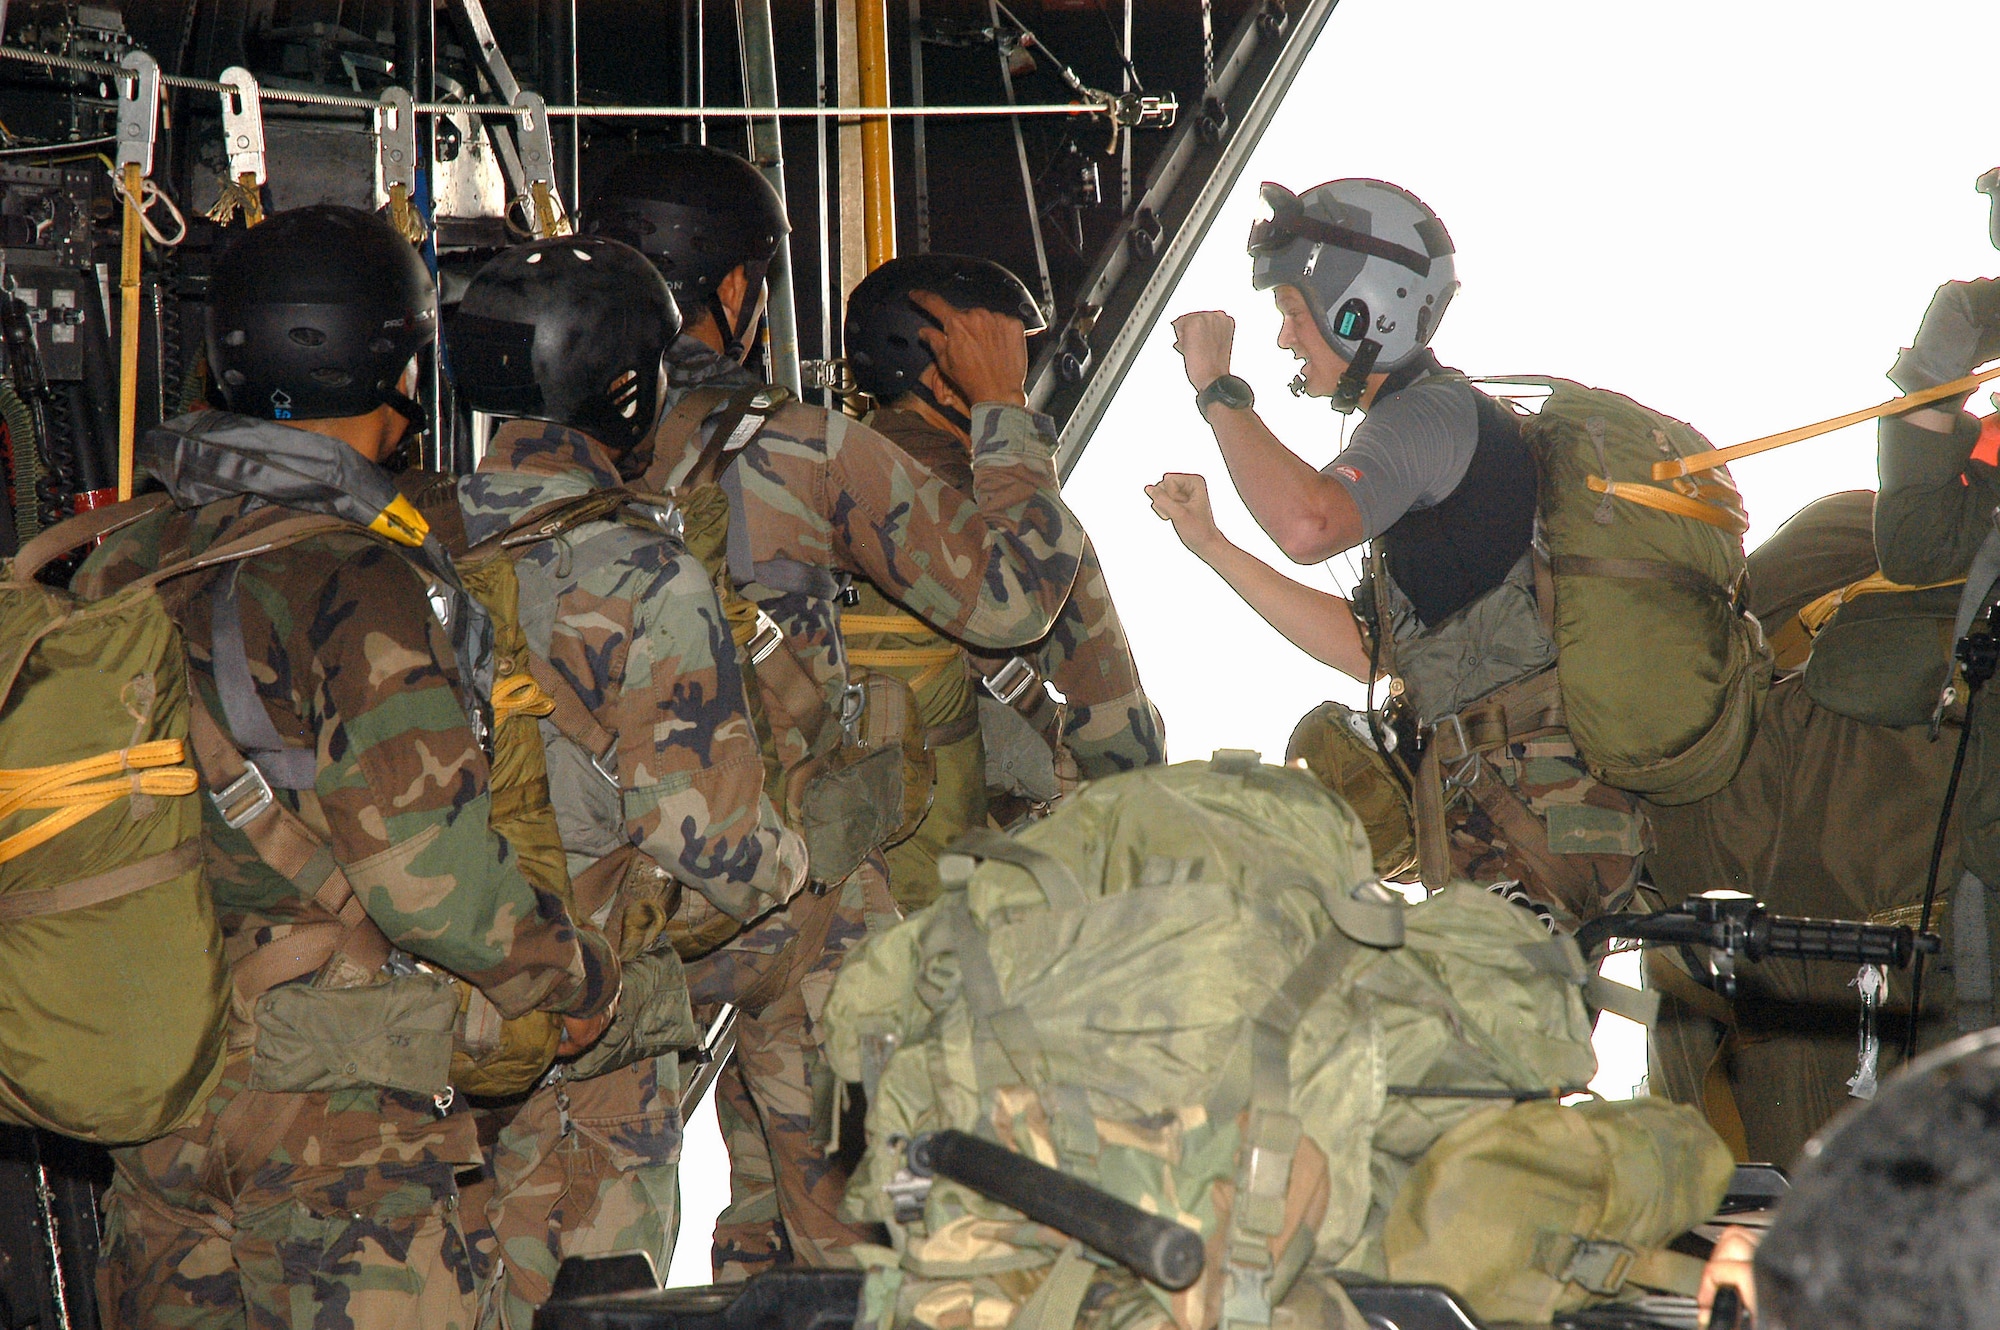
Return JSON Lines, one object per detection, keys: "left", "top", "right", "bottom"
{"left": 1801, "top": 580, "right": 1963, "bottom": 728}
{"left": 1285, "top": 700, "right": 1415, "bottom": 880}
{"left": 1492, "top": 376, "right": 1771, "bottom": 805}
{"left": 0, "top": 503, "right": 286, "bottom": 1144}
{"left": 1742, "top": 490, "right": 1879, "bottom": 672}
{"left": 1382, "top": 1097, "right": 1734, "bottom": 1324}
{"left": 1727, "top": 486, "right": 1967, "bottom": 728}
{"left": 823, "top": 753, "right": 1601, "bottom": 1330}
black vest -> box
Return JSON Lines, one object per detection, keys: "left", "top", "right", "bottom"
{"left": 1377, "top": 385, "right": 1537, "bottom": 628}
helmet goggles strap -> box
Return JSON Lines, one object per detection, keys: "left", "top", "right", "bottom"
{"left": 1249, "top": 184, "right": 1437, "bottom": 277}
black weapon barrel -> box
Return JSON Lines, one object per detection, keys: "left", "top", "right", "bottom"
{"left": 906, "top": 1130, "right": 1206, "bottom": 1291}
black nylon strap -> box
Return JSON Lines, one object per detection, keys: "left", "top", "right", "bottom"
{"left": 208, "top": 563, "right": 317, "bottom": 790}
{"left": 1251, "top": 212, "right": 1432, "bottom": 277}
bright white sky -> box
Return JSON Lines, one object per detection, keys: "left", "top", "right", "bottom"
{"left": 670, "top": 0, "right": 2000, "bottom": 1284}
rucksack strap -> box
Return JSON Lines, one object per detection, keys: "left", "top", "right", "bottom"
{"left": 524, "top": 652, "right": 618, "bottom": 769}
{"left": 186, "top": 695, "right": 391, "bottom": 1001}
{"left": 9, "top": 493, "right": 173, "bottom": 582}
{"left": 1221, "top": 923, "right": 1363, "bottom": 1330}
{"left": 208, "top": 563, "right": 316, "bottom": 791}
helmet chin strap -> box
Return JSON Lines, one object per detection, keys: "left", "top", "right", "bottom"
{"left": 1328, "top": 339, "right": 1382, "bottom": 415}
{"left": 712, "top": 260, "right": 773, "bottom": 362}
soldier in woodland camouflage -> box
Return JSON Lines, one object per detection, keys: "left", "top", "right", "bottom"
{"left": 582, "top": 146, "right": 1084, "bottom": 1276}
{"left": 840, "top": 254, "right": 1165, "bottom": 909}
{"left": 80, "top": 207, "right": 618, "bottom": 1330}
{"left": 447, "top": 237, "right": 808, "bottom": 1322}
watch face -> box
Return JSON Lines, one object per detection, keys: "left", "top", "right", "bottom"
{"left": 1210, "top": 375, "right": 1253, "bottom": 409}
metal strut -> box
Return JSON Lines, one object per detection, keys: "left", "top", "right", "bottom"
{"left": 988, "top": 0, "right": 1054, "bottom": 317}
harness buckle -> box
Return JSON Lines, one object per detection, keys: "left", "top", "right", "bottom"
{"left": 982, "top": 656, "right": 1039, "bottom": 708}
{"left": 211, "top": 763, "right": 275, "bottom": 831}
{"left": 747, "top": 608, "right": 785, "bottom": 666}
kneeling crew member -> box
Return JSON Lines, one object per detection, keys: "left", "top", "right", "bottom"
{"left": 451, "top": 236, "right": 810, "bottom": 1324}
{"left": 1150, "top": 178, "right": 1647, "bottom": 920}
{"left": 82, "top": 206, "right": 618, "bottom": 1329}
{"left": 581, "top": 145, "right": 1084, "bottom": 1276}
{"left": 843, "top": 252, "right": 1165, "bottom": 908}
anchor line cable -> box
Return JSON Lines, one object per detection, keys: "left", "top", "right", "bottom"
{"left": 0, "top": 44, "right": 1118, "bottom": 119}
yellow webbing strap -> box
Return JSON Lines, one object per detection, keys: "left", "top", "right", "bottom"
{"left": 117, "top": 161, "right": 143, "bottom": 502}
{"left": 491, "top": 672, "right": 556, "bottom": 726}
{"left": 530, "top": 181, "right": 572, "bottom": 239}
{"left": 1654, "top": 361, "right": 2000, "bottom": 481}
{"left": 0, "top": 738, "right": 198, "bottom": 864}
{"left": 205, "top": 171, "right": 265, "bottom": 228}
{"left": 841, "top": 613, "right": 962, "bottom": 692}
{"left": 385, "top": 181, "right": 427, "bottom": 244}
{"left": 366, "top": 494, "right": 431, "bottom": 548}
{"left": 1795, "top": 570, "right": 1967, "bottom": 638}
{"left": 1585, "top": 475, "right": 1750, "bottom": 535}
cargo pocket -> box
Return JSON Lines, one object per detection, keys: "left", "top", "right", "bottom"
{"left": 248, "top": 974, "right": 457, "bottom": 1095}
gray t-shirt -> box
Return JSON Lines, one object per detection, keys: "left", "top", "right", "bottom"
{"left": 1319, "top": 374, "right": 1479, "bottom": 540}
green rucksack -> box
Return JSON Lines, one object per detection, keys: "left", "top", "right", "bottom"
{"left": 1494, "top": 377, "right": 1772, "bottom": 805}
{"left": 1382, "top": 1096, "right": 1734, "bottom": 1323}
{"left": 822, "top": 753, "right": 1602, "bottom": 1330}
{"left": 0, "top": 505, "right": 256, "bottom": 1144}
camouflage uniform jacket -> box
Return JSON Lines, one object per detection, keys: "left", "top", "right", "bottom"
{"left": 862, "top": 405, "right": 1165, "bottom": 776}
{"left": 460, "top": 419, "right": 808, "bottom": 920}
{"left": 639, "top": 337, "right": 1085, "bottom": 770}
{"left": 76, "top": 481, "right": 604, "bottom": 1025}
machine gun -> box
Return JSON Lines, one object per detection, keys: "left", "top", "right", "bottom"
{"left": 1575, "top": 889, "right": 1940, "bottom": 1000}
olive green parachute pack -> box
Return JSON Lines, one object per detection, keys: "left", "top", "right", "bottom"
{"left": 1494, "top": 377, "right": 1771, "bottom": 805}
{"left": 822, "top": 754, "right": 1729, "bottom": 1329}
{"left": 0, "top": 508, "right": 296, "bottom": 1144}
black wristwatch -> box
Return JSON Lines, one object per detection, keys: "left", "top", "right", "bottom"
{"left": 1196, "top": 373, "right": 1255, "bottom": 415}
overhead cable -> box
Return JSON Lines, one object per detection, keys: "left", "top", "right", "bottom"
{"left": 0, "top": 44, "right": 1147, "bottom": 121}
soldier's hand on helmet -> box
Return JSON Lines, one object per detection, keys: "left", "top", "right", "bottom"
{"left": 1171, "top": 311, "right": 1235, "bottom": 391}
{"left": 912, "top": 290, "right": 1029, "bottom": 407}
{"left": 1146, "top": 472, "right": 1225, "bottom": 558}
{"left": 1889, "top": 277, "right": 2000, "bottom": 397}
{"left": 1696, "top": 1225, "right": 1760, "bottom": 1328}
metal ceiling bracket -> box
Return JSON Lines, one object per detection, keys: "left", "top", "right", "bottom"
{"left": 114, "top": 49, "right": 160, "bottom": 177}
{"left": 377, "top": 86, "right": 419, "bottom": 196}
{"left": 512, "top": 90, "right": 571, "bottom": 237}
{"left": 218, "top": 66, "right": 268, "bottom": 187}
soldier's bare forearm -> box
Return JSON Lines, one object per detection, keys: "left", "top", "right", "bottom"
{"left": 1206, "top": 406, "right": 1364, "bottom": 563}
{"left": 1191, "top": 535, "right": 1370, "bottom": 680}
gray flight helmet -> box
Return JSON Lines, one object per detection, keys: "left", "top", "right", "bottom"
{"left": 1248, "top": 179, "right": 1458, "bottom": 406}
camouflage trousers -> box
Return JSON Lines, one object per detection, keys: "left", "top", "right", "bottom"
{"left": 98, "top": 1059, "right": 489, "bottom": 1330}
{"left": 471, "top": 1056, "right": 682, "bottom": 1329}
{"left": 685, "top": 859, "right": 898, "bottom": 1280}
{"left": 1439, "top": 734, "right": 1652, "bottom": 922}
